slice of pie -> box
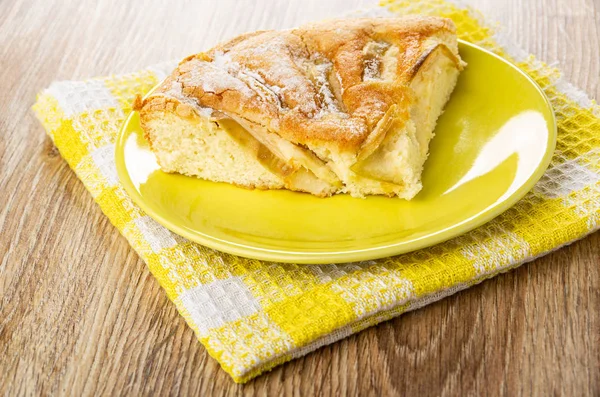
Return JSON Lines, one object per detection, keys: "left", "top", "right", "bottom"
{"left": 136, "top": 16, "right": 465, "bottom": 198}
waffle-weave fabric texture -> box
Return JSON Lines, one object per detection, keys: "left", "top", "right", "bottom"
{"left": 33, "top": 0, "right": 600, "bottom": 383}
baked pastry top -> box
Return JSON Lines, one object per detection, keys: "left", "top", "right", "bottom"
{"left": 137, "top": 16, "right": 465, "bottom": 198}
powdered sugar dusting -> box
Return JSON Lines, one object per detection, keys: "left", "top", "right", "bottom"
{"left": 226, "top": 33, "right": 323, "bottom": 115}
{"left": 194, "top": 65, "right": 254, "bottom": 97}
{"left": 312, "top": 59, "right": 343, "bottom": 117}
{"left": 211, "top": 50, "right": 239, "bottom": 71}
{"left": 189, "top": 51, "right": 255, "bottom": 98}
{"left": 238, "top": 69, "right": 284, "bottom": 109}
{"left": 194, "top": 49, "right": 290, "bottom": 110}
{"left": 362, "top": 41, "right": 391, "bottom": 81}
{"left": 364, "top": 58, "right": 381, "bottom": 80}
{"left": 242, "top": 69, "right": 265, "bottom": 83}
{"left": 165, "top": 79, "right": 214, "bottom": 117}
{"left": 169, "top": 31, "right": 366, "bottom": 139}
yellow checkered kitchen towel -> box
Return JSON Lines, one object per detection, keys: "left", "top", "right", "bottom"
{"left": 33, "top": 0, "right": 599, "bottom": 383}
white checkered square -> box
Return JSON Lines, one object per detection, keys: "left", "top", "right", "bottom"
{"left": 180, "top": 277, "right": 261, "bottom": 336}
{"left": 307, "top": 262, "right": 364, "bottom": 283}
{"left": 46, "top": 80, "right": 119, "bottom": 117}
{"left": 462, "top": 231, "right": 530, "bottom": 276}
{"left": 91, "top": 145, "right": 118, "bottom": 187}
{"left": 133, "top": 216, "right": 185, "bottom": 253}
{"left": 534, "top": 155, "right": 600, "bottom": 199}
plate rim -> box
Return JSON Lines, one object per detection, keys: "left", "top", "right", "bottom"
{"left": 115, "top": 40, "right": 557, "bottom": 264}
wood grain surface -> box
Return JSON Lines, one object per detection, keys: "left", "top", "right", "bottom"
{"left": 1, "top": 0, "right": 599, "bottom": 395}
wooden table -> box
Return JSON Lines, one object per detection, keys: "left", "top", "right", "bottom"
{"left": 1, "top": 0, "right": 598, "bottom": 395}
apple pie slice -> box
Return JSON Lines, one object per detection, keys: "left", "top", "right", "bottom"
{"left": 136, "top": 16, "right": 465, "bottom": 198}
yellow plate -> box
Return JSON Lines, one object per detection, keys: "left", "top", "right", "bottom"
{"left": 115, "top": 41, "right": 556, "bottom": 264}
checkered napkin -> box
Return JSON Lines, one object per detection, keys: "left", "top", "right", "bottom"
{"left": 33, "top": 0, "right": 599, "bottom": 383}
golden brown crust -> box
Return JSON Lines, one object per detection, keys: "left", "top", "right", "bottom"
{"left": 140, "top": 16, "right": 462, "bottom": 152}
{"left": 138, "top": 95, "right": 201, "bottom": 150}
